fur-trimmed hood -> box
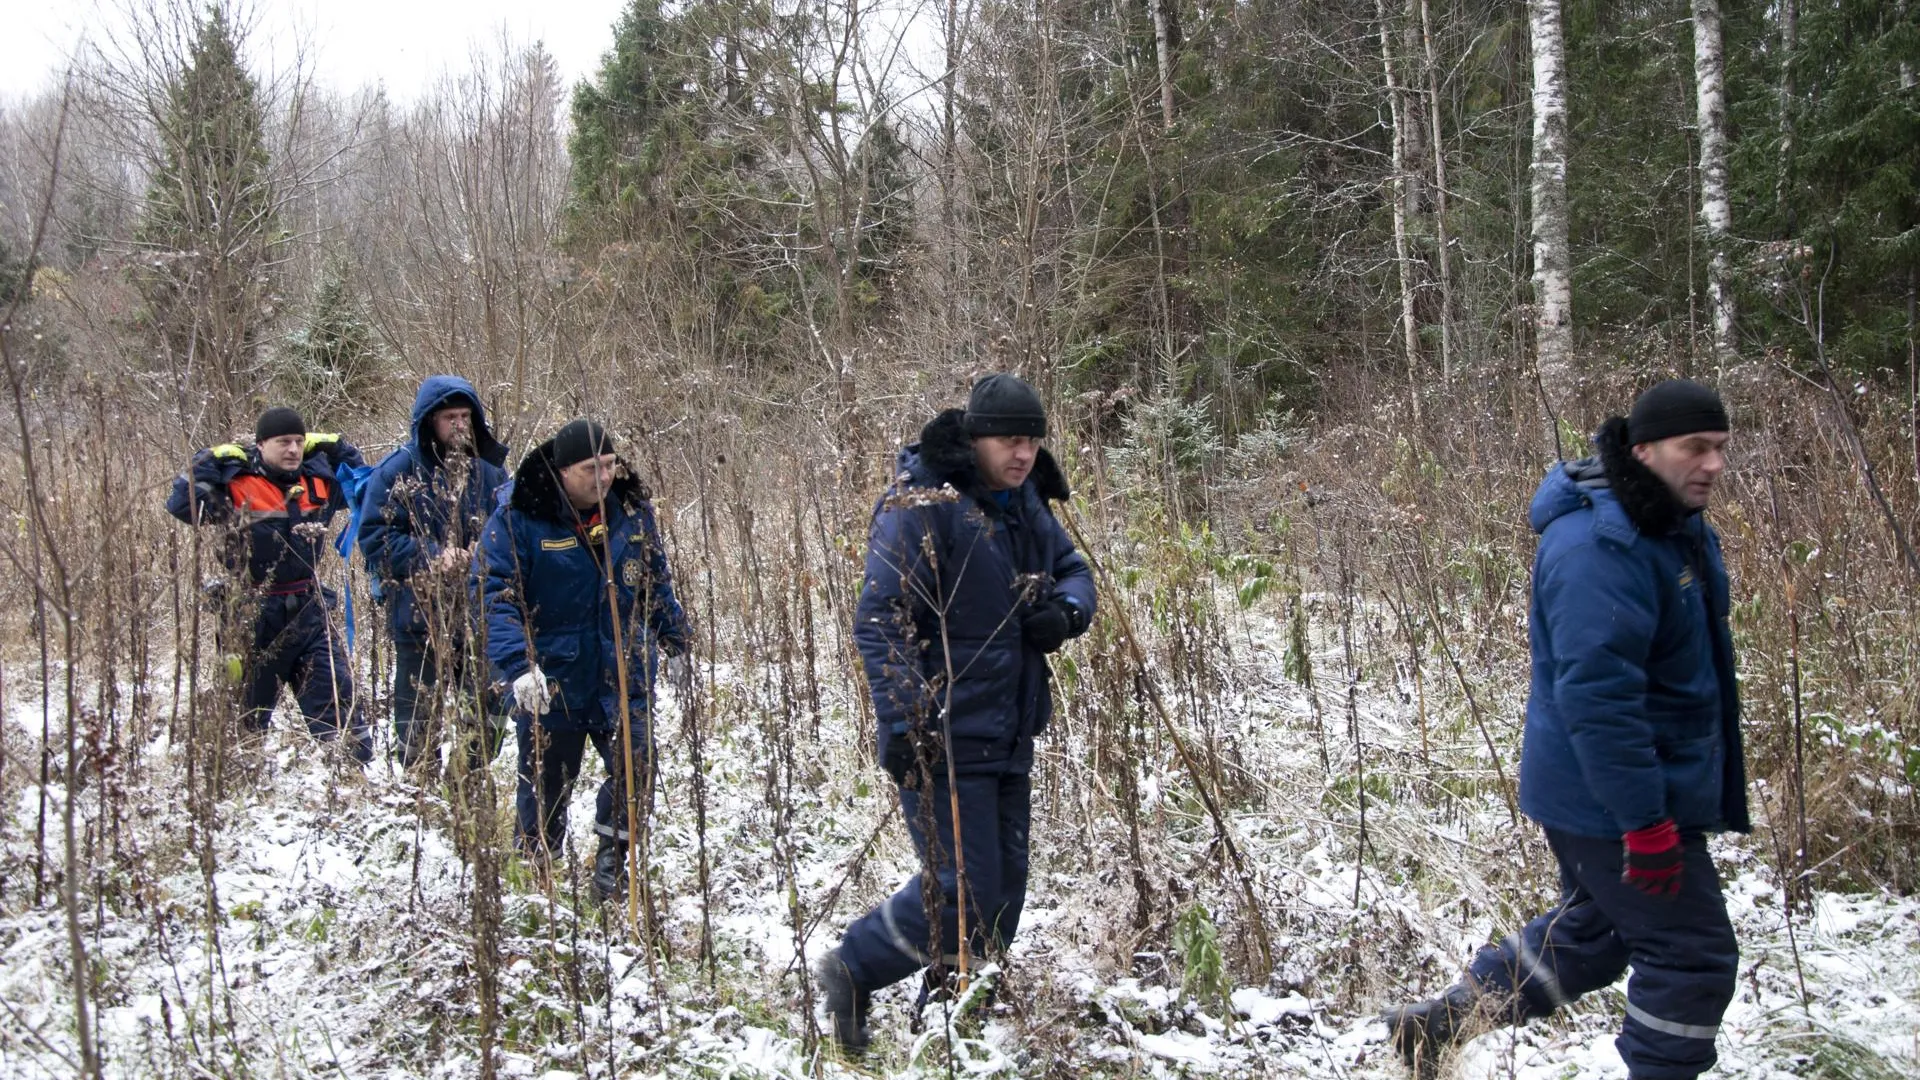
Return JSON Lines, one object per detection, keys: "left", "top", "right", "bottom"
{"left": 903, "top": 407, "right": 1071, "bottom": 510}
{"left": 508, "top": 437, "right": 652, "bottom": 524}
{"left": 1529, "top": 417, "right": 1699, "bottom": 539}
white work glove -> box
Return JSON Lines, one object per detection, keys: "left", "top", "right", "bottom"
{"left": 666, "top": 654, "right": 694, "bottom": 700}
{"left": 512, "top": 666, "right": 553, "bottom": 716}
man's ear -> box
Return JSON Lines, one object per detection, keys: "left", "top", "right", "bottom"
{"left": 1631, "top": 442, "right": 1654, "bottom": 466}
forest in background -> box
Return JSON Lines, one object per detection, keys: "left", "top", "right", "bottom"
{"left": 0, "top": 0, "right": 1917, "bottom": 1076}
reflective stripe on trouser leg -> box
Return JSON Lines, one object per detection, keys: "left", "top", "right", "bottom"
{"left": 1624, "top": 1001, "right": 1720, "bottom": 1041}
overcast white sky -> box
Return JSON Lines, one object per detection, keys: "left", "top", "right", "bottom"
{"left": 0, "top": 0, "right": 633, "bottom": 101}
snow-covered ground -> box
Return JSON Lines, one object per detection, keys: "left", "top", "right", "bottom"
{"left": 1, "top": 625, "right": 1916, "bottom": 1079}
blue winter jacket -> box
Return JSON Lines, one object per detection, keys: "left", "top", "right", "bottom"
{"left": 359, "top": 376, "right": 510, "bottom": 644}
{"left": 855, "top": 408, "right": 1097, "bottom": 772}
{"left": 167, "top": 436, "right": 365, "bottom": 588}
{"left": 477, "top": 439, "right": 690, "bottom": 734}
{"left": 1517, "top": 418, "right": 1749, "bottom": 839}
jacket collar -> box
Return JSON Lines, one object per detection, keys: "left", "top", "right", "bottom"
{"left": 510, "top": 438, "right": 651, "bottom": 526}
{"left": 1596, "top": 416, "right": 1696, "bottom": 539}
{"left": 913, "top": 407, "right": 1070, "bottom": 513}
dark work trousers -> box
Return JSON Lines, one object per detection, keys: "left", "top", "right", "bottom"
{"left": 836, "top": 768, "right": 1033, "bottom": 992}
{"left": 241, "top": 590, "right": 372, "bottom": 763}
{"left": 1465, "top": 828, "right": 1739, "bottom": 1080}
{"left": 513, "top": 712, "right": 656, "bottom": 858}
{"left": 391, "top": 638, "right": 506, "bottom": 771}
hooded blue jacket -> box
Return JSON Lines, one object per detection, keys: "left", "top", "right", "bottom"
{"left": 477, "top": 438, "right": 689, "bottom": 734}
{"left": 167, "top": 436, "right": 364, "bottom": 588}
{"left": 854, "top": 408, "right": 1097, "bottom": 772}
{"left": 359, "top": 376, "right": 510, "bottom": 644}
{"left": 1517, "top": 418, "right": 1749, "bottom": 839}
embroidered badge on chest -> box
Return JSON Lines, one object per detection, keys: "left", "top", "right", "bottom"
{"left": 542, "top": 536, "right": 578, "bottom": 551}
{"left": 622, "top": 559, "right": 643, "bottom": 587}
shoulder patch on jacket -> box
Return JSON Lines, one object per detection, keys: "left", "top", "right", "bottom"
{"left": 541, "top": 536, "right": 578, "bottom": 551}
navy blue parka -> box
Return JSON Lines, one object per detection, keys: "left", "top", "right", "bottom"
{"left": 359, "top": 376, "right": 510, "bottom": 644}
{"left": 477, "top": 439, "right": 690, "bottom": 734}
{"left": 1518, "top": 417, "right": 1749, "bottom": 839}
{"left": 854, "top": 408, "right": 1096, "bottom": 773}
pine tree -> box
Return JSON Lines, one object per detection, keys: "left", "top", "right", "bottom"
{"left": 275, "top": 258, "right": 386, "bottom": 425}
{"left": 137, "top": 4, "right": 280, "bottom": 437}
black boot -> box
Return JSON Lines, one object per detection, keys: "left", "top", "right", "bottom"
{"left": 1381, "top": 983, "right": 1484, "bottom": 1078}
{"left": 816, "top": 948, "right": 871, "bottom": 1057}
{"left": 591, "top": 836, "right": 627, "bottom": 903}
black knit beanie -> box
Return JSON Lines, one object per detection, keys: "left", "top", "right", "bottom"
{"left": 254, "top": 406, "right": 307, "bottom": 444}
{"left": 550, "top": 418, "right": 614, "bottom": 470}
{"left": 963, "top": 373, "right": 1047, "bottom": 438}
{"left": 1626, "top": 379, "right": 1729, "bottom": 445}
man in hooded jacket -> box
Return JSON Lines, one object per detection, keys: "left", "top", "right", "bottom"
{"left": 476, "top": 418, "right": 692, "bottom": 901}
{"left": 167, "top": 406, "right": 373, "bottom": 763}
{"left": 1381, "top": 379, "right": 1748, "bottom": 1080}
{"left": 360, "top": 375, "right": 511, "bottom": 771}
{"left": 816, "top": 373, "right": 1097, "bottom": 1056}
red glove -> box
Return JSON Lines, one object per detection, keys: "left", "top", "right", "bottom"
{"left": 1622, "top": 818, "right": 1683, "bottom": 899}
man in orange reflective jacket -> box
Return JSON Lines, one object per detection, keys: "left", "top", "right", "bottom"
{"left": 167, "top": 406, "right": 373, "bottom": 763}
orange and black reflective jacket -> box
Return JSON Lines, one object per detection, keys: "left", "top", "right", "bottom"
{"left": 166, "top": 440, "right": 366, "bottom": 588}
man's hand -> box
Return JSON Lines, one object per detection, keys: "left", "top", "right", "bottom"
{"left": 304, "top": 432, "right": 341, "bottom": 456}
{"left": 1622, "top": 818, "right": 1683, "bottom": 899}
{"left": 665, "top": 653, "right": 694, "bottom": 699}
{"left": 1021, "top": 599, "right": 1075, "bottom": 654}
{"left": 211, "top": 443, "right": 247, "bottom": 461}
{"left": 429, "top": 546, "right": 470, "bottom": 576}
{"left": 512, "top": 666, "right": 553, "bottom": 716}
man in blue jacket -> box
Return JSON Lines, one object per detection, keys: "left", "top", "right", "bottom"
{"left": 1382, "top": 380, "right": 1747, "bottom": 1080}
{"left": 360, "top": 376, "right": 511, "bottom": 773}
{"left": 167, "top": 406, "right": 373, "bottom": 764}
{"left": 817, "top": 374, "right": 1097, "bottom": 1056}
{"left": 477, "top": 418, "right": 691, "bottom": 901}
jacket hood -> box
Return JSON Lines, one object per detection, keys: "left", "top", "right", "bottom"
{"left": 410, "top": 375, "right": 508, "bottom": 468}
{"left": 509, "top": 437, "right": 652, "bottom": 524}
{"left": 900, "top": 407, "right": 1071, "bottom": 510}
{"left": 1529, "top": 417, "right": 1698, "bottom": 538}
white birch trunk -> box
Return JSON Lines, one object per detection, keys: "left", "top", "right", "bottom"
{"left": 1528, "top": 0, "right": 1575, "bottom": 406}
{"left": 1693, "top": 0, "right": 1737, "bottom": 369}
{"left": 1419, "top": 0, "right": 1456, "bottom": 383}
{"left": 1378, "top": 0, "right": 1421, "bottom": 408}
{"left": 1150, "top": 0, "right": 1177, "bottom": 130}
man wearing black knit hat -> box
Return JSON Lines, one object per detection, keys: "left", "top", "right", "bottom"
{"left": 476, "top": 418, "right": 693, "bottom": 901}
{"left": 1382, "top": 379, "right": 1746, "bottom": 1080}
{"left": 815, "top": 373, "right": 1097, "bottom": 1056}
{"left": 166, "top": 406, "right": 374, "bottom": 764}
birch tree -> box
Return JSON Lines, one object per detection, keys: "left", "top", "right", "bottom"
{"left": 1692, "top": 0, "right": 1736, "bottom": 369}
{"left": 1527, "top": 0, "right": 1575, "bottom": 415}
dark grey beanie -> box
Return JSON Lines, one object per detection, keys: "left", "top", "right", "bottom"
{"left": 550, "top": 418, "right": 614, "bottom": 470}
{"left": 963, "top": 373, "right": 1047, "bottom": 438}
{"left": 1627, "top": 379, "right": 1729, "bottom": 445}
{"left": 254, "top": 406, "right": 307, "bottom": 443}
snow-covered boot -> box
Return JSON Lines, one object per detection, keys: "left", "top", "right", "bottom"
{"left": 816, "top": 948, "right": 871, "bottom": 1057}
{"left": 1382, "top": 983, "right": 1484, "bottom": 1078}
{"left": 591, "top": 837, "right": 627, "bottom": 903}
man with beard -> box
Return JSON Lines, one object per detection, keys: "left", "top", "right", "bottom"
{"left": 1381, "top": 379, "right": 1747, "bottom": 1080}
{"left": 168, "top": 406, "right": 373, "bottom": 763}
{"left": 360, "top": 376, "right": 511, "bottom": 773}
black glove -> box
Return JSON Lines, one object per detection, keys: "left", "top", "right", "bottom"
{"left": 1021, "top": 599, "right": 1075, "bottom": 654}
{"left": 882, "top": 732, "right": 913, "bottom": 784}
{"left": 882, "top": 725, "right": 943, "bottom": 787}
